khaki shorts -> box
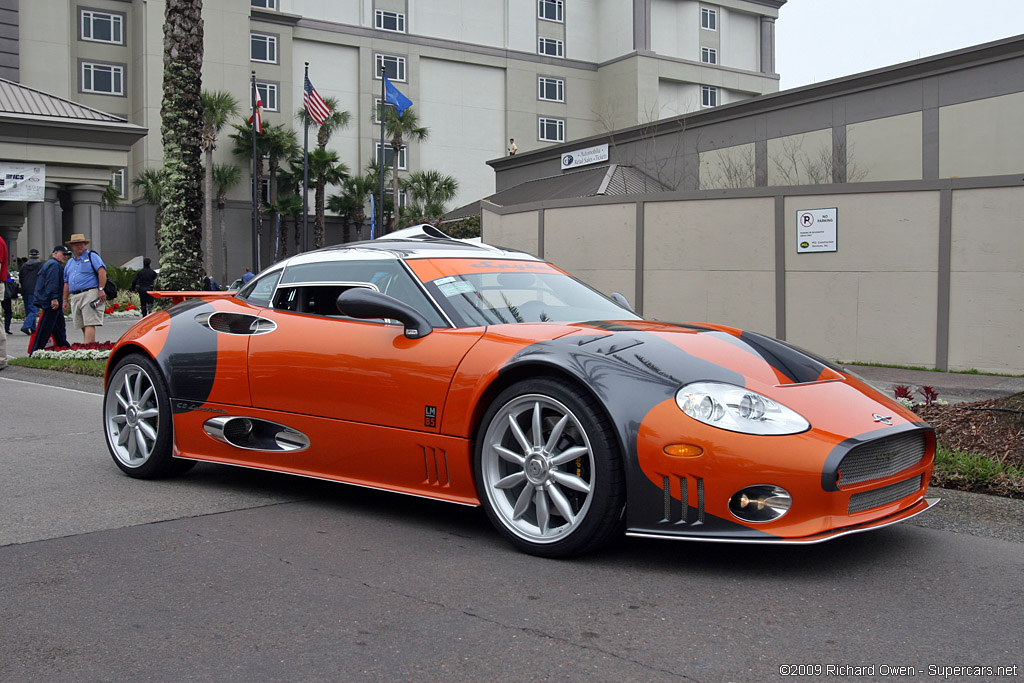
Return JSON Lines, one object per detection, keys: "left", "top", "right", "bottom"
{"left": 70, "top": 288, "right": 105, "bottom": 328}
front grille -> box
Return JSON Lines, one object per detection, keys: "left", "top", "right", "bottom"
{"left": 837, "top": 431, "right": 927, "bottom": 488}
{"left": 848, "top": 475, "right": 922, "bottom": 514}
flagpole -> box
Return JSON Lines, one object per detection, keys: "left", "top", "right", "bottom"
{"left": 302, "top": 62, "right": 311, "bottom": 253}
{"left": 378, "top": 64, "right": 386, "bottom": 237}
{"left": 251, "top": 70, "right": 260, "bottom": 272}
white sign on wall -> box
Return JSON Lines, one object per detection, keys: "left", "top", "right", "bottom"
{"left": 560, "top": 143, "right": 609, "bottom": 170}
{"left": 796, "top": 207, "right": 838, "bottom": 253}
{"left": 0, "top": 163, "right": 45, "bottom": 201}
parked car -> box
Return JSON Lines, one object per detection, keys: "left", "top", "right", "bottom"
{"left": 102, "top": 225, "right": 937, "bottom": 557}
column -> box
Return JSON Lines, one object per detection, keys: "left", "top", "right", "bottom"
{"left": 69, "top": 185, "right": 105, "bottom": 253}
{"left": 760, "top": 17, "right": 776, "bottom": 75}
{"left": 44, "top": 183, "right": 62, "bottom": 252}
{"left": 0, "top": 216, "right": 23, "bottom": 263}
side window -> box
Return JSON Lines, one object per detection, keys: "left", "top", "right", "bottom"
{"left": 237, "top": 270, "right": 282, "bottom": 307}
{"left": 276, "top": 259, "right": 447, "bottom": 327}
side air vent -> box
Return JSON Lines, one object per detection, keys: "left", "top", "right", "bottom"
{"left": 421, "top": 446, "right": 450, "bottom": 486}
{"left": 660, "top": 475, "right": 703, "bottom": 525}
{"left": 195, "top": 312, "right": 277, "bottom": 336}
{"left": 203, "top": 416, "right": 309, "bottom": 452}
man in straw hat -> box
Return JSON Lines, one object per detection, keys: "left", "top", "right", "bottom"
{"left": 61, "top": 233, "right": 108, "bottom": 344}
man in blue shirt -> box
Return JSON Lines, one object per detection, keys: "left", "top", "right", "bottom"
{"left": 61, "top": 233, "right": 108, "bottom": 344}
{"left": 31, "top": 245, "right": 70, "bottom": 353}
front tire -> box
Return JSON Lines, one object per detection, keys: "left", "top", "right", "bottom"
{"left": 104, "top": 354, "right": 194, "bottom": 478}
{"left": 474, "top": 378, "right": 625, "bottom": 557}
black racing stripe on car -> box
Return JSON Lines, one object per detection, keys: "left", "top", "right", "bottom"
{"left": 580, "top": 320, "right": 645, "bottom": 332}
{"left": 499, "top": 330, "right": 747, "bottom": 534}
{"left": 653, "top": 321, "right": 716, "bottom": 332}
{"left": 155, "top": 299, "right": 219, "bottom": 412}
{"left": 737, "top": 331, "right": 830, "bottom": 384}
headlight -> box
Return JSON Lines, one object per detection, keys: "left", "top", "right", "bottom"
{"left": 675, "top": 382, "right": 809, "bottom": 435}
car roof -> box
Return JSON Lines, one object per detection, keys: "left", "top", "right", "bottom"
{"left": 276, "top": 224, "right": 543, "bottom": 268}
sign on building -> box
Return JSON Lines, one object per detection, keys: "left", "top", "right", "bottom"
{"left": 561, "top": 143, "right": 609, "bottom": 170}
{"left": 0, "top": 163, "right": 46, "bottom": 201}
{"left": 796, "top": 208, "right": 838, "bottom": 253}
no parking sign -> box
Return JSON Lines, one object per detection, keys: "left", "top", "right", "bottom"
{"left": 796, "top": 208, "right": 837, "bottom": 253}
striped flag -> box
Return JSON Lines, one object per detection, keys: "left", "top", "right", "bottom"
{"left": 304, "top": 75, "right": 331, "bottom": 125}
{"left": 249, "top": 81, "right": 263, "bottom": 133}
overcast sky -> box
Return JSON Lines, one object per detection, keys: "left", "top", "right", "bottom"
{"left": 775, "top": 0, "right": 1023, "bottom": 90}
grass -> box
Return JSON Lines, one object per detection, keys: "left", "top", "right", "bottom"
{"left": 9, "top": 356, "right": 107, "bottom": 377}
{"left": 933, "top": 445, "right": 1024, "bottom": 498}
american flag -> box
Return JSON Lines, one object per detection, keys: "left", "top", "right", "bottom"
{"left": 304, "top": 75, "right": 331, "bottom": 125}
{"left": 249, "top": 81, "right": 263, "bottom": 134}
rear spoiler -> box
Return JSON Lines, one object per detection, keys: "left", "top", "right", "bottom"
{"left": 148, "top": 290, "right": 237, "bottom": 306}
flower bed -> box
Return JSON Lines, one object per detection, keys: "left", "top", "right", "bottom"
{"left": 104, "top": 301, "right": 141, "bottom": 317}
{"left": 30, "top": 341, "right": 113, "bottom": 361}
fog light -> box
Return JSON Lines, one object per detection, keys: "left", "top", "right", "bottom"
{"left": 663, "top": 444, "right": 703, "bottom": 458}
{"left": 729, "top": 485, "right": 792, "bottom": 523}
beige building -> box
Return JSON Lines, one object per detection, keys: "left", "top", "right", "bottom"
{"left": 483, "top": 35, "right": 1024, "bottom": 374}
{"left": 0, "top": 0, "right": 784, "bottom": 271}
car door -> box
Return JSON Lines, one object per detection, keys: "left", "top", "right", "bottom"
{"left": 246, "top": 257, "right": 483, "bottom": 433}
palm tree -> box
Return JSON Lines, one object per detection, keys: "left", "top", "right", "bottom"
{"left": 212, "top": 163, "right": 241, "bottom": 282}
{"left": 100, "top": 183, "right": 122, "bottom": 210}
{"left": 200, "top": 90, "right": 239, "bottom": 278}
{"left": 132, "top": 169, "right": 165, "bottom": 253}
{"left": 381, "top": 106, "right": 428, "bottom": 234}
{"left": 259, "top": 124, "right": 299, "bottom": 252}
{"left": 229, "top": 120, "right": 265, "bottom": 245}
{"left": 401, "top": 169, "right": 459, "bottom": 220}
{"left": 269, "top": 193, "right": 303, "bottom": 260}
{"left": 295, "top": 97, "right": 351, "bottom": 247}
{"left": 306, "top": 147, "right": 349, "bottom": 248}
{"left": 160, "top": 0, "right": 205, "bottom": 290}
{"left": 327, "top": 172, "right": 377, "bottom": 241}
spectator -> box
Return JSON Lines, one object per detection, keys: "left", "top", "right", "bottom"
{"left": 2, "top": 272, "right": 14, "bottom": 335}
{"left": 31, "top": 246, "right": 71, "bottom": 353}
{"left": 131, "top": 257, "right": 158, "bottom": 317}
{"left": 240, "top": 268, "right": 255, "bottom": 285}
{"left": 19, "top": 249, "right": 42, "bottom": 335}
{"left": 508, "top": 138, "right": 517, "bottom": 156}
{"left": 0, "top": 234, "right": 7, "bottom": 369}
{"left": 61, "top": 233, "right": 107, "bottom": 344}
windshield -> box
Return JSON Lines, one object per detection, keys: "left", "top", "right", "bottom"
{"left": 415, "top": 260, "right": 641, "bottom": 327}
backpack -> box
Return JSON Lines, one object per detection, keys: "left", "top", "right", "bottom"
{"left": 88, "top": 250, "right": 118, "bottom": 300}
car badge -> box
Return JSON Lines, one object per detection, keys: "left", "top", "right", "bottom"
{"left": 872, "top": 413, "right": 893, "bottom": 424}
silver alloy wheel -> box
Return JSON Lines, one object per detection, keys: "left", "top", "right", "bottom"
{"left": 104, "top": 363, "right": 161, "bottom": 469}
{"left": 480, "top": 393, "right": 596, "bottom": 544}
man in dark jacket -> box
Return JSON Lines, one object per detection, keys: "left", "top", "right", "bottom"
{"left": 19, "top": 248, "right": 42, "bottom": 334}
{"left": 130, "top": 257, "right": 158, "bottom": 316}
{"left": 31, "top": 245, "right": 70, "bottom": 353}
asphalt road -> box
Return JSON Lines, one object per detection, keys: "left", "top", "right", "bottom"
{"left": 1, "top": 370, "right": 1022, "bottom": 682}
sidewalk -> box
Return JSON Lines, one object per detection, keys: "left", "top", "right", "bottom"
{"left": 4, "top": 315, "right": 140, "bottom": 361}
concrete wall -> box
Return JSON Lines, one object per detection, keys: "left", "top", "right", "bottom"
{"left": 481, "top": 180, "right": 1024, "bottom": 374}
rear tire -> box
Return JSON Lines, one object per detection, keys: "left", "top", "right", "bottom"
{"left": 104, "top": 354, "right": 194, "bottom": 478}
{"left": 474, "top": 378, "right": 625, "bottom": 557}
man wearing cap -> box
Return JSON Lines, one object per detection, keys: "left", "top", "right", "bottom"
{"left": 61, "top": 234, "right": 107, "bottom": 344}
{"left": 31, "top": 245, "right": 71, "bottom": 353}
{"left": 19, "top": 248, "right": 42, "bottom": 335}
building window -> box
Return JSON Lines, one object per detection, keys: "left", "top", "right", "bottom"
{"left": 538, "top": 0, "right": 564, "bottom": 22}
{"left": 251, "top": 0, "right": 277, "bottom": 8}
{"left": 82, "top": 62, "right": 124, "bottom": 95}
{"left": 256, "top": 82, "right": 278, "bottom": 111}
{"left": 538, "top": 76, "right": 565, "bottom": 102}
{"left": 375, "top": 54, "right": 407, "bottom": 81}
{"left": 701, "top": 7, "right": 717, "bottom": 31}
{"left": 538, "top": 117, "right": 565, "bottom": 142}
{"left": 81, "top": 10, "right": 124, "bottom": 44}
{"left": 701, "top": 47, "right": 717, "bottom": 64}
{"left": 375, "top": 10, "right": 406, "bottom": 33}
{"left": 701, "top": 85, "right": 718, "bottom": 107}
{"left": 538, "top": 38, "right": 564, "bottom": 58}
{"left": 250, "top": 33, "right": 278, "bottom": 63}
{"left": 376, "top": 142, "right": 408, "bottom": 170}
{"left": 385, "top": 189, "right": 408, "bottom": 209}
{"left": 260, "top": 178, "right": 271, "bottom": 204}
{"left": 111, "top": 169, "right": 125, "bottom": 199}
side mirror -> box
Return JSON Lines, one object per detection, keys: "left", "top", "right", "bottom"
{"left": 336, "top": 288, "right": 433, "bottom": 339}
{"left": 610, "top": 292, "right": 633, "bottom": 312}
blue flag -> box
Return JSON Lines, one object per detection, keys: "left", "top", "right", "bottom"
{"left": 383, "top": 75, "right": 413, "bottom": 116}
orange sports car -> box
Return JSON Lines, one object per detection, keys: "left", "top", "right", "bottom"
{"left": 103, "top": 225, "right": 937, "bottom": 557}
